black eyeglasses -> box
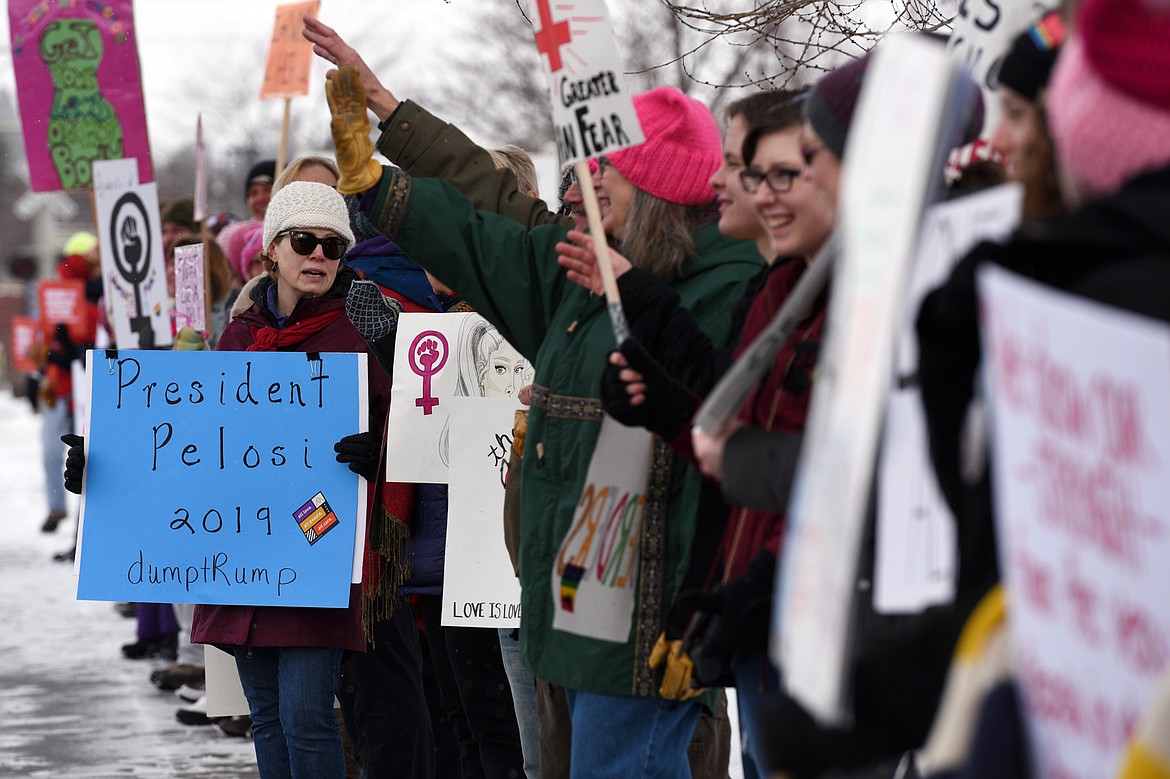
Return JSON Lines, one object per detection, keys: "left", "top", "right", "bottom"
{"left": 277, "top": 230, "right": 348, "bottom": 260}
{"left": 738, "top": 166, "right": 802, "bottom": 194}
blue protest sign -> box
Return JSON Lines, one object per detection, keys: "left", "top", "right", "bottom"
{"left": 76, "top": 349, "right": 368, "bottom": 607}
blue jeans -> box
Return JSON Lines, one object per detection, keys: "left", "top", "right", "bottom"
{"left": 234, "top": 646, "right": 344, "bottom": 779}
{"left": 731, "top": 652, "right": 782, "bottom": 778}
{"left": 498, "top": 627, "right": 541, "bottom": 779}
{"left": 564, "top": 688, "right": 701, "bottom": 779}
{"left": 41, "top": 400, "right": 69, "bottom": 514}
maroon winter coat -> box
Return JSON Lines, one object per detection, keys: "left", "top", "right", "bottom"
{"left": 618, "top": 257, "right": 825, "bottom": 584}
{"left": 190, "top": 269, "right": 390, "bottom": 653}
{"left": 713, "top": 257, "right": 824, "bottom": 583}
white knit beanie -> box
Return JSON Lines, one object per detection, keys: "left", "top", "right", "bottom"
{"left": 262, "top": 181, "right": 355, "bottom": 253}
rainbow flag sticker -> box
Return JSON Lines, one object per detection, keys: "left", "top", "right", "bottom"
{"left": 293, "top": 491, "right": 339, "bottom": 546}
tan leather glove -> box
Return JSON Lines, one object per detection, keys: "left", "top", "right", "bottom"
{"left": 326, "top": 65, "right": 383, "bottom": 195}
{"left": 648, "top": 632, "right": 704, "bottom": 701}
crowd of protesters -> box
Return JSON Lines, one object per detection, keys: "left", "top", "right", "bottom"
{"left": 32, "top": 0, "right": 1170, "bottom": 776}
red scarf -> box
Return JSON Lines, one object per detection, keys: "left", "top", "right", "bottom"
{"left": 246, "top": 308, "right": 345, "bottom": 351}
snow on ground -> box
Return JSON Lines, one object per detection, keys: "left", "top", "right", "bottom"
{"left": 0, "top": 390, "right": 259, "bottom": 778}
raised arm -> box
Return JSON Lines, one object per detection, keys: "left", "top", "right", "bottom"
{"left": 307, "top": 16, "right": 568, "bottom": 230}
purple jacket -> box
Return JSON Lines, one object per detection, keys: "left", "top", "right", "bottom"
{"left": 191, "top": 269, "right": 390, "bottom": 653}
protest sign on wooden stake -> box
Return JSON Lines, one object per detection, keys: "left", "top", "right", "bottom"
{"left": 8, "top": 0, "right": 152, "bottom": 191}
{"left": 526, "top": 0, "right": 644, "bottom": 345}
{"left": 93, "top": 159, "right": 173, "bottom": 349}
{"left": 261, "top": 1, "right": 320, "bottom": 174}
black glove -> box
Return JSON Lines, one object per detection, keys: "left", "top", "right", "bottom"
{"left": 600, "top": 338, "right": 697, "bottom": 439}
{"left": 334, "top": 431, "right": 381, "bottom": 481}
{"left": 716, "top": 550, "right": 777, "bottom": 653}
{"left": 47, "top": 324, "right": 79, "bottom": 367}
{"left": 62, "top": 433, "right": 85, "bottom": 494}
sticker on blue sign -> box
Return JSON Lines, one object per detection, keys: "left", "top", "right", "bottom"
{"left": 75, "top": 349, "right": 369, "bottom": 608}
{"left": 294, "top": 491, "right": 339, "bottom": 546}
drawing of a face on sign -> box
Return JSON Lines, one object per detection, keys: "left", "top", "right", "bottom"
{"left": 109, "top": 192, "right": 159, "bottom": 349}
{"left": 455, "top": 317, "right": 533, "bottom": 399}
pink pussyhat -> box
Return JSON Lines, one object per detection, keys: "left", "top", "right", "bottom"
{"left": 1047, "top": 0, "right": 1170, "bottom": 195}
{"left": 605, "top": 86, "right": 722, "bottom": 207}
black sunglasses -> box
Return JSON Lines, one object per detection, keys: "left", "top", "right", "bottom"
{"left": 739, "top": 166, "right": 802, "bottom": 194}
{"left": 277, "top": 230, "right": 348, "bottom": 260}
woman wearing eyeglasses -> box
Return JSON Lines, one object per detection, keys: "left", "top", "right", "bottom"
{"left": 553, "top": 94, "right": 834, "bottom": 775}
{"left": 191, "top": 181, "right": 392, "bottom": 779}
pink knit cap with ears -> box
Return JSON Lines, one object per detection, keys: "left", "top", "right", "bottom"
{"left": 604, "top": 86, "right": 722, "bottom": 207}
{"left": 1047, "top": 0, "right": 1170, "bottom": 195}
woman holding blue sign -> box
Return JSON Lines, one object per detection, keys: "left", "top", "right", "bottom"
{"left": 188, "top": 181, "right": 392, "bottom": 779}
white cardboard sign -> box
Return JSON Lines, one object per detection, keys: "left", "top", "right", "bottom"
{"left": 93, "top": 158, "right": 173, "bottom": 349}
{"left": 525, "top": 0, "right": 644, "bottom": 166}
{"left": 173, "top": 243, "right": 206, "bottom": 332}
{"left": 386, "top": 312, "right": 533, "bottom": 483}
{"left": 442, "top": 398, "right": 523, "bottom": 628}
{"left": 874, "top": 183, "right": 1022, "bottom": 614}
{"left": 980, "top": 265, "right": 1170, "bottom": 779}
{"left": 551, "top": 415, "right": 652, "bottom": 643}
{"left": 774, "top": 35, "right": 959, "bottom": 726}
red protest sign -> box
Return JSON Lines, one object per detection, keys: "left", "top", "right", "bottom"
{"left": 37, "top": 279, "right": 87, "bottom": 342}
{"left": 11, "top": 316, "right": 40, "bottom": 373}
{"left": 260, "top": 1, "right": 320, "bottom": 100}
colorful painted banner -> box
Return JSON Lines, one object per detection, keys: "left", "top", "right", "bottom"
{"left": 260, "top": 1, "right": 320, "bottom": 100}
{"left": 8, "top": 0, "right": 152, "bottom": 191}
{"left": 551, "top": 415, "right": 652, "bottom": 643}
{"left": 386, "top": 312, "right": 533, "bottom": 483}
{"left": 76, "top": 350, "right": 369, "bottom": 607}
{"left": 442, "top": 398, "right": 523, "bottom": 628}
{"left": 525, "top": 0, "right": 644, "bottom": 166}
{"left": 10, "top": 315, "right": 40, "bottom": 373}
{"left": 173, "top": 243, "right": 206, "bottom": 332}
{"left": 93, "top": 158, "right": 173, "bottom": 349}
{"left": 979, "top": 266, "right": 1170, "bottom": 779}
{"left": 37, "top": 279, "right": 87, "bottom": 341}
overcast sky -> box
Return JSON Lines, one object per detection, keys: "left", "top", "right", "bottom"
{"left": 0, "top": 0, "right": 476, "bottom": 154}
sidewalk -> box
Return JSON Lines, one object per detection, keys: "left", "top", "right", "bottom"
{"left": 0, "top": 391, "right": 258, "bottom": 778}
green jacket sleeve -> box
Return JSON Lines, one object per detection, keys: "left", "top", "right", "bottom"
{"left": 376, "top": 100, "right": 571, "bottom": 231}
{"left": 367, "top": 170, "right": 569, "bottom": 361}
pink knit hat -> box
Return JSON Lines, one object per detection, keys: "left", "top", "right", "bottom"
{"left": 1047, "top": 0, "right": 1170, "bottom": 195}
{"left": 226, "top": 221, "right": 264, "bottom": 279}
{"left": 604, "top": 86, "right": 722, "bottom": 207}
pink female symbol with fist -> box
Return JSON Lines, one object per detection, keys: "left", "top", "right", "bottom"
{"left": 409, "top": 330, "right": 449, "bottom": 414}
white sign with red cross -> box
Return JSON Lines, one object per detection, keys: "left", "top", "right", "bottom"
{"left": 526, "top": 0, "right": 644, "bottom": 166}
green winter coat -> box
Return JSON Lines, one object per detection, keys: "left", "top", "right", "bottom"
{"left": 368, "top": 102, "right": 763, "bottom": 697}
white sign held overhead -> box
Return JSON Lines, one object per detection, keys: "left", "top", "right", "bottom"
{"left": 526, "top": 0, "right": 644, "bottom": 166}
{"left": 979, "top": 266, "right": 1170, "bottom": 779}
{"left": 93, "top": 158, "right": 173, "bottom": 349}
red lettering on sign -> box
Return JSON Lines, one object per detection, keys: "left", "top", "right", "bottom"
{"left": 1115, "top": 602, "right": 1170, "bottom": 674}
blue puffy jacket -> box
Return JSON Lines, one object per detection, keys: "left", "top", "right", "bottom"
{"left": 398, "top": 483, "right": 447, "bottom": 596}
